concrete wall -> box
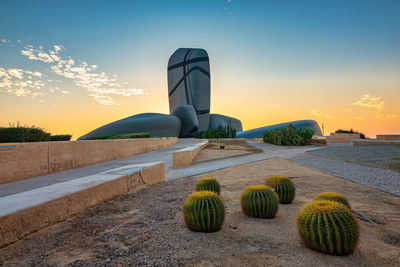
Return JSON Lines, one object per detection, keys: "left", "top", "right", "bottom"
{"left": 173, "top": 140, "right": 208, "bottom": 167}
{"left": 0, "top": 138, "right": 177, "bottom": 185}
{"left": 377, "top": 135, "right": 400, "bottom": 141}
{"left": 328, "top": 133, "right": 360, "bottom": 143}
{"left": 353, "top": 140, "right": 400, "bottom": 146}
{"left": 311, "top": 137, "right": 328, "bottom": 146}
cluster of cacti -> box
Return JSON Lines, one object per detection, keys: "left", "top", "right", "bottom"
{"left": 185, "top": 177, "right": 358, "bottom": 257}
{"left": 183, "top": 191, "right": 225, "bottom": 232}
{"left": 196, "top": 177, "right": 221, "bottom": 195}
{"left": 240, "top": 185, "right": 279, "bottom": 218}
{"left": 314, "top": 192, "right": 351, "bottom": 209}
{"left": 265, "top": 175, "right": 296, "bottom": 204}
{"left": 297, "top": 200, "right": 358, "bottom": 256}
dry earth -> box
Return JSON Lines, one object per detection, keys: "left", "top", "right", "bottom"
{"left": 0, "top": 158, "right": 399, "bottom": 266}
{"left": 193, "top": 139, "right": 263, "bottom": 162}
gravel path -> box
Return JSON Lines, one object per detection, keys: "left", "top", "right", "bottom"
{"left": 287, "top": 152, "right": 400, "bottom": 196}
{"left": 309, "top": 145, "right": 400, "bottom": 172}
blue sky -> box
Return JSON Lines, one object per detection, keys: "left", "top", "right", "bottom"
{"left": 1, "top": 0, "right": 399, "bottom": 138}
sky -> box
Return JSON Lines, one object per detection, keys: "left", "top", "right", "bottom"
{"left": 1, "top": 0, "right": 399, "bottom": 139}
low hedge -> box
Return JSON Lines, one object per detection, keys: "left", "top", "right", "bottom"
{"left": 335, "top": 129, "right": 366, "bottom": 139}
{"left": 50, "top": 135, "right": 72, "bottom": 141}
{"left": 194, "top": 123, "right": 236, "bottom": 139}
{"left": 0, "top": 125, "right": 51, "bottom": 143}
{"left": 263, "top": 124, "right": 314, "bottom": 146}
{"left": 0, "top": 123, "right": 72, "bottom": 143}
{"left": 87, "top": 132, "right": 151, "bottom": 140}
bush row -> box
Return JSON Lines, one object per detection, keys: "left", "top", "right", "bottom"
{"left": 335, "top": 129, "right": 366, "bottom": 139}
{"left": 0, "top": 123, "right": 71, "bottom": 143}
{"left": 263, "top": 124, "right": 314, "bottom": 145}
{"left": 194, "top": 123, "right": 237, "bottom": 139}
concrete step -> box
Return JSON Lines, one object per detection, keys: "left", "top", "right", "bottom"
{"left": 0, "top": 161, "right": 164, "bottom": 248}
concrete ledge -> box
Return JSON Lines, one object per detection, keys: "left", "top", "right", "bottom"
{"left": 0, "top": 137, "right": 177, "bottom": 185}
{"left": 353, "top": 140, "right": 400, "bottom": 146}
{"left": 173, "top": 140, "right": 208, "bottom": 168}
{"left": 0, "top": 161, "right": 165, "bottom": 248}
{"left": 311, "top": 137, "right": 328, "bottom": 146}
{"left": 328, "top": 133, "right": 360, "bottom": 143}
{"left": 377, "top": 135, "right": 400, "bottom": 141}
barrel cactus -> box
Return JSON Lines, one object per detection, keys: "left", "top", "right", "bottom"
{"left": 297, "top": 200, "right": 358, "bottom": 255}
{"left": 183, "top": 191, "right": 225, "bottom": 232}
{"left": 240, "top": 185, "right": 279, "bottom": 218}
{"left": 314, "top": 192, "right": 351, "bottom": 209}
{"left": 265, "top": 175, "right": 295, "bottom": 204}
{"left": 196, "top": 177, "right": 221, "bottom": 195}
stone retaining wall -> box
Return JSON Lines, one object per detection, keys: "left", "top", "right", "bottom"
{"left": 0, "top": 138, "right": 177, "bottom": 185}
{"left": 376, "top": 135, "right": 400, "bottom": 141}
{"left": 328, "top": 133, "right": 360, "bottom": 143}
{"left": 353, "top": 139, "right": 400, "bottom": 146}
{"left": 173, "top": 140, "right": 208, "bottom": 167}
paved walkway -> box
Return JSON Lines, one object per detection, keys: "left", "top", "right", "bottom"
{"left": 288, "top": 152, "right": 400, "bottom": 196}
{"left": 167, "top": 145, "right": 317, "bottom": 180}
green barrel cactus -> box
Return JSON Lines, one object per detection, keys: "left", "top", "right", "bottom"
{"left": 196, "top": 177, "right": 221, "bottom": 195}
{"left": 265, "top": 175, "right": 296, "bottom": 204}
{"left": 314, "top": 192, "right": 351, "bottom": 209}
{"left": 183, "top": 191, "right": 225, "bottom": 232}
{"left": 240, "top": 185, "right": 279, "bottom": 218}
{"left": 297, "top": 200, "right": 358, "bottom": 256}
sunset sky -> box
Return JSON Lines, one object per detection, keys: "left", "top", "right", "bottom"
{"left": 1, "top": 0, "right": 399, "bottom": 139}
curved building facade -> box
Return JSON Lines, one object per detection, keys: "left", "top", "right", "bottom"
{"left": 78, "top": 113, "right": 181, "bottom": 140}
{"left": 236, "top": 120, "right": 322, "bottom": 139}
{"left": 79, "top": 48, "right": 321, "bottom": 140}
{"left": 167, "top": 48, "right": 211, "bottom": 131}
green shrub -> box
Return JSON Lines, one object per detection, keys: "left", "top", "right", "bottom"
{"left": 314, "top": 192, "right": 351, "bottom": 209}
{"left": 183, "top": 191, "right": 225, "bottom": 232}
{"left": 194, "top": 121, "right": 236, "bottom": 139}
{"left": 335, "top": 129, "right": 366, "bottom": 139}
{"left": 297, "top": 200, "right": 358, "bottom": 255}
{"left": 0, "top": 123, "right": 51, "bottom": 143}
{"left": 263, "top": 124, "right": 315, "bottom": 146}
{"left": 196, "top": 177, "right": 221, "bottom": 195}
{"left": 50, "top": 135, "right": 72, "bottom": 141}
{"left": 87, "top": 132, "right": 150, "bottom": 140}
{"left": 265, "top": 175, "right": 296, "bottom": 204}
{"left": 240, "top": 185, "right": 279, "bottom": 218}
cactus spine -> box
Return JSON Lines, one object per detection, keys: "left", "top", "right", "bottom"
{"left": 196, "top": 177, "right": 221, "bottom": 195}
{"left": 297, "top": 200, "right": 358, "bottom": 255}
{"left": 265, "top": 175, "right": 295, "bottom": 204}
{"left": 183, "top": 191, "right": 225, "bottom": 232}
{"left": 314, "top": 192, "right": 351, "bottom": 209}
{"left": 240, "top": 185, "right": 279, "bottom": 218}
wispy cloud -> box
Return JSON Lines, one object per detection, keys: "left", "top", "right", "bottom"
{"left": 21, "top": 44, "right": 144, "bottom": 105}
{"left": 0, "top": 39, "right": 11, "bottom": 44}
{"left": 0, "top": 67, "right": 45, "bottom": 97}
{"left": 0, "top": 38, "right": 14, "bottom": 47}
{"left": 352, "top": 94, "right": 384, "bottom": 110}
{"left": 352, "top": 94, "right": 397, "bottom": 119}
{"left": 309, "top": 109, "right": 334, "bottom": 119}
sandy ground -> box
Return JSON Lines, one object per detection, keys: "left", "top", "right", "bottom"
{"left": 0, "top": 158, "right": 399, "bottom": 266}
{"left": 309, "top": 145, "right": 400, "bottom": 172}
{"left": 194, "top": 139, "right": 263, "bottom": 162}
